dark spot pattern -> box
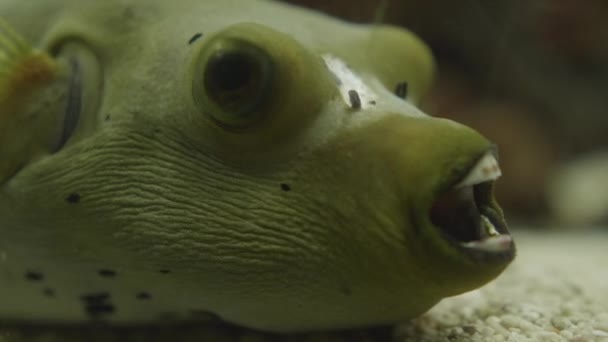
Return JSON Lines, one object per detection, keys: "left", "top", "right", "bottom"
{"left": 159, "top": 269, "right": 171, "bottom": 274}
{"left": 348, "top": 89, "right": 361, "bottom": 109}
{"left": 369, "top": 100, "right": 377, "bottom": 105}
{"left": 66, "top": 193, "right": 81, "bottom": 204}
{"left": 80, "top": 292, "right": 109, "bottom": 303}
{"left": 190, "top": 310, "right": 220, "bottom": 322}
{"left": 188, "top": 33, "right": 203, "bottom": 45}
{"left": 80, "top": 292, "right": 115, "bottom": 318}
{"left": 340, "top": 285, "right": 352, "bottom": 296}
{"left": 25, "top": 271, "right": 44, "bottom": 282}
{"left": 395, "top": 81, "right": 408, "bottom": 99}
{"left": 98, "top": 269, "right": 117, "bottom": 278}
{"left": 280, "top": 183, "right": 291, "bottom": 192}
{"left": 123, "top": 7, "right": 135, "bottom": 20}
{"left": 43, "top": 288, "right": 56, "bottom": 297}
{"left": 159, "top": 312, "right": 180, "bottom": 320}
{"left": 136, "top": 292, "right": 151, "bottom": 300}
{"left": 85, "top": 303, "right": 115, "bottom": 317}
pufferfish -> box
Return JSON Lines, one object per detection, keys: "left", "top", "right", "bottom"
{"left": 0, "top": 0, "right": 515, "bottom": 334}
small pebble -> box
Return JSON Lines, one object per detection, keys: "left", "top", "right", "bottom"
{"left": 551, "top": 317, "right": 571, "bottom": 330}
{"left": 594, "top": 313, "right": 608, "bottom": 331}
{"left": 592, "top": 330, "right": 608, "bottom": 337}
{"left": 560, "top": 330, "right": 574, "bottom": 339}
{"left": 536, "top": 331, "right": 562, "bottom": 342}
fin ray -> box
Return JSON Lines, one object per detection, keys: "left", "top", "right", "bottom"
{"left": 0, "top": 18, "right": 31, "bottom": 56}
{"left": 0, "top": 18, "right": 58, "bottom": 110}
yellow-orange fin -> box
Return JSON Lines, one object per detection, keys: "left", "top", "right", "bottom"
{"left": 0, "top": 18, "right": 58, "bottom": 109}
{"left": 0, "top": 18, "right": 29, "bottom": 52}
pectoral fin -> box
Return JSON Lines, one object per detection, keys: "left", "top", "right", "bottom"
{"left": 0, "top": 18, "right": 70, "bottom": 183}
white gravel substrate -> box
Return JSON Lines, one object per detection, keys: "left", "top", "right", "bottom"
{"left": 395, "top": 229, "right": 608, "bottom": 342}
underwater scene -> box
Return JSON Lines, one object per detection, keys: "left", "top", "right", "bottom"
{"left": 0, "top": 0, "right": 606, "bottom": 341}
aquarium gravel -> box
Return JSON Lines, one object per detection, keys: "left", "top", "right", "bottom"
{"left": 396, "top": 229, "right": 608, "bottom": 342}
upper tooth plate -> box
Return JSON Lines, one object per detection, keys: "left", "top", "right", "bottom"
{"left": 456, "top": 152, "right": 501, "bottom": 188}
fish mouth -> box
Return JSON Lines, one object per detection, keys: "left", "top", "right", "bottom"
{"left": 429, "top": 150, "right": 515, "bottom": 262}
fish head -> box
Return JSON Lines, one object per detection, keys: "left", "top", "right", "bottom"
{"left": 0, "top": 0, "right": 514, "bottom": 333}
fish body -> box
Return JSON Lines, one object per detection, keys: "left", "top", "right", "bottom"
{"left": 0, "top": 0, "right": 514, "bottom": 333}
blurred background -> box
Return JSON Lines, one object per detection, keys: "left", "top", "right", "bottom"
{"left": 285, "top": 0, "right": 608, "bottom": 227}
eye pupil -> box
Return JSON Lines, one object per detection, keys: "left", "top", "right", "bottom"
{"left": 193, "top": 38, "right": 274, "bottom": 129}
{"left": 208, "top": 52, "right": 255, "bottom": 92}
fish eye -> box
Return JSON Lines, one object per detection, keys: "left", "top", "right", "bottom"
{"left": 192, "top": 38, "right": 274, "bottom": 129}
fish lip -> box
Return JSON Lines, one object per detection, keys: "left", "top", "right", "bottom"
{"left": 428, "top": 148, "right": 516, "bottom": 264}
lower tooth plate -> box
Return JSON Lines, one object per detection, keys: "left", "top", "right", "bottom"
{"left": 462, "top": 235, "right": 512, "bottom": 252}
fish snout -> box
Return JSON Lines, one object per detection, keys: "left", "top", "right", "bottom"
{"left": 393, "top": 116, "right": 514, "bottom": 292}
{"left": 337, "top": 114, "right": 515, "bottom": 294}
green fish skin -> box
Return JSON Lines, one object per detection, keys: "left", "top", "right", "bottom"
{"left": 0, "top": 0, "right": 514, "bottom": 333}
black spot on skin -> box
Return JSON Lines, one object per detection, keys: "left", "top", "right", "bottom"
{"left": 80, "top": 292, "right": 110, "bottom": 303}
{"left": 280, "top": 183, "right": 291, "bottom": 192}
{"left": 84, "top": 303, "right": 115, "bottom": 317}
{"left": 25, "top": 271, "right": 44, "bottom": 282}
{"left": 395, "top": 81, "right": 408, "bottom": 99}
{"left": 348, "top": 89, "right": 361, "bottom": 109}
{"left": 66, "top": 193, "right": 81, "bottom": 204}
{"left": 340, "top": 285, "right": 352, "bottom": 296}
{"left": 188, "top": 33, "right": 203, "bottom": 45}
{"left": 159, "top": 269, "right": 171, "bottom": 274}
{"left": 80, "top": 292, "right": 115, "bottom": 318}
{"left": 136, "top": 292, "right": 151, "bottom": 300}
{"left": 98, "top": 269, "right": 117, "bottom": 278}
{"left": 190, "top": 310, "right": 220, "bottom": 322}
{"left": 123, "top": 7, "right": 135, "bottom": 20}
{"left": 159, "top": 312, "right": 180, "bottom": 320}
{"left": 105, "top": 115, "right": 111, "bottom": 121}
{"left": 43, "top": 288, "right": 56, "bottom": 297}
{"left": 369, "top": 100, "right": 377, "bottom": 105}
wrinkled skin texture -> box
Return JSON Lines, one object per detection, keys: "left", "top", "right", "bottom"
{"left": 0, "top": 0, "right": 512, "bottom": 334}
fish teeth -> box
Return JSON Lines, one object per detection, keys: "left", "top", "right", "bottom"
{"left": 462, "top": 235, "right": 512, "bottom": 252}
{"left": 456, "top": 152, "right": 501, "bottom": 188}
{"left": 481, "top": 215, "right": 500, "bottom": 237}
